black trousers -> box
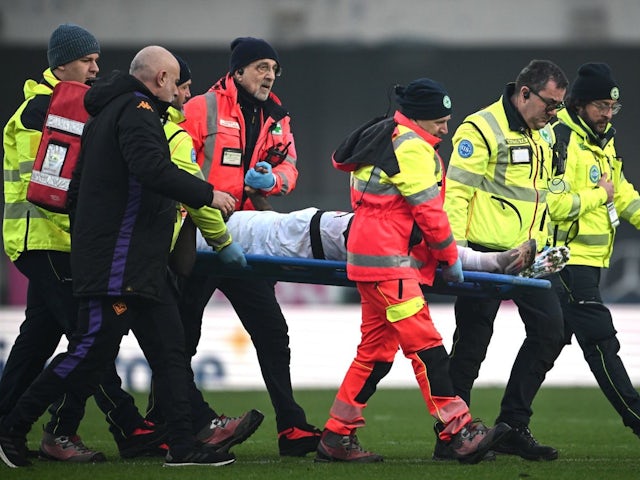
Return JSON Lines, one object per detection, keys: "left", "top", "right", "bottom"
{"left": 175, "top": 274, "right": 308, "bottom": 432}
{"left": 449, "top": 274, "right": 565, "bottom": 427}
{"left": 0, "top": 251, "right": 143, "bottom": 441}
{"left": 2, "top": 277, "right": 195, "bottom": 454}
{"left": 552, "top": 265, "right": 640, "bottom": 435}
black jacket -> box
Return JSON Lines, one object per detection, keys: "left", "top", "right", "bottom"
{"left": 69, "top": 70, "right": 214, "bottom": 300}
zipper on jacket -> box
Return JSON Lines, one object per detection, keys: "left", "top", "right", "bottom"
{"left": 490, "top": 195, "right": 523, "bottom": 229}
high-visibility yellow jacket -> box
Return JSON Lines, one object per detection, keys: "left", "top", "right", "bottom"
{"left": 333, "top": 111, "right": 458, "bottom": 286}
{"left": 547, "top": 109, "right": 640, "bottom": 267}
{"left": 444, "top": 85, "right": 554, "bottom": 250}
{"left": 164, "top": 106, "right": 232, "bottom": 252}
{"left": 3, "top": 69, "right": 70, "bottom": 261}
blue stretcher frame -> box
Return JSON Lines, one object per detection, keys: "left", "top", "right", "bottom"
{"left": 194, "top": 252, "right": 550, "bottom": 299}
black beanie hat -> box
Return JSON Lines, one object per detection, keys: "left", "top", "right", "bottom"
{"left": 570, "top": 63, "right": 620, "bottom": 102}
{"left": 229, "top": 37, "right": 280, "bottom": 74}
{"left": 173, "top": 54, "right": 192, "bottom": 86}
{"left": 395, "top": 78, "right": 452, "bottom": 120}
{"left": 47, "top": 23, "right": 100, "bottom": 70}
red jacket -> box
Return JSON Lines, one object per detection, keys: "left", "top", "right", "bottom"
{"left": 332, "top": 112, "right": 457, "bottom": 285}
{"left": 182, "top": 74, "right": 298, "bottom": 210}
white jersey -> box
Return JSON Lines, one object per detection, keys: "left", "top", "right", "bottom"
{"left": 196, "top": 207, "right": 353, "bottom": 261}
{"left": 195, "top": 207, "right": 517, "bottom": 275}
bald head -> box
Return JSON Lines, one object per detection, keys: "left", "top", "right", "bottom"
{"left": 130, "top": 45, "right": 180, "bottom": 103}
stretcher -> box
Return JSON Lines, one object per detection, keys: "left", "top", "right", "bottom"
{"left": 194, "top": 252, "right": 551, "bottom": 299}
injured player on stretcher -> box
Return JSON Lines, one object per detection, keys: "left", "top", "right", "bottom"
{"left": 195, "top": 207, "right": 569, "bottom": 278}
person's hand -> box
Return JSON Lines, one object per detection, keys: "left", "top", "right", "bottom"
{"left": 442, "top": 258, "right": 464, "bottom": 283}
{"left": 211, "top": 190, "right": 236, "bottom": 219}
{"left": 597, "top": 173, "right": 614, "bottom": 203}
{"left": 217, "top": 241, "right": 247, "bottom": 268}
{"left": 245, "top": 161, "right": 276, "bottom": 190}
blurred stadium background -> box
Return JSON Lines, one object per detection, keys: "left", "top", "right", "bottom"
{"left": 1, "top": 0, "right": 639, "bottom": 390}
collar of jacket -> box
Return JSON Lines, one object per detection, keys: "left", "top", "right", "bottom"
{"left": 562, "top": 108, "right": 615, "bottom": 149}
{"left": 393, "top": 111, "right": 442, "bottom": 149}
{"left": 501, "top": 83, "right": 530, "bottom": 134}
{"left": 164, "top": 105, "right": 185, "bottom": 125}
{"left": 211, "top": 74, "right": 289, "bottom": 124}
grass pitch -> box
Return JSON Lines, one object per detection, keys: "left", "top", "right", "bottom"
{"left": 3, "top": 387, "right": 638, "bottom": 479}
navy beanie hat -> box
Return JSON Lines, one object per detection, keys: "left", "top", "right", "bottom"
{"left": 229, "top": 37, "right": 279, "bottom": 74}
{"left": 571, "top": 63, "right": 620, "bottom": 102}
{"left": 47, "top": 23, "right": 100, "bottom": 70}
{"left": 173, "top": 54, "right": 192, "bottom": 85}
{"left": 395, "top": 78, "right": 452, "bottom": 120}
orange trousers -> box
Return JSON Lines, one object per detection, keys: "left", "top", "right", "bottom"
{"left": 325, "top": 279, "right": 471, "bottom": 440}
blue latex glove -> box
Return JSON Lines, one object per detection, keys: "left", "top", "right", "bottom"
{"left": 217, "top": 242, "right": 247, "bottom": 268}
{"left": 244, "top": 161, "right": 276, "bottom": 190}
{"left": 441, "top": 258, "right": 464, "bottom": 283}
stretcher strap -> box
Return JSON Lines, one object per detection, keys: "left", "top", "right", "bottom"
{"left": 309, "top": 209, "right": 326, "bottom": 259}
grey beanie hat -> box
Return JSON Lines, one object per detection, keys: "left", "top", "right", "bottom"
{"left": 47, "top": 23, "right": 100, "bottom": 69}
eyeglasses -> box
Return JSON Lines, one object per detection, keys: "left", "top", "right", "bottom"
{"left": 589, "top": 101, "right": 622, "bottom": 115}
{"left": 254, "top": 62, "right": 282, "bottom": 77}
{"left": 528, "top": 89, "right": 566, "bottom": 113}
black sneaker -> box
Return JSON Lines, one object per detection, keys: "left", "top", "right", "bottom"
{"left": 164, "top": 446, "right": 236, "bottom": 467}
{"left": 0, "top": 425, "right": 31, "bottom": 468}
{"left": 432, "top": 422, "right": 496, "bottom": 461}
{"left": 278, "top": 423, "right": 322, "bottom": 456}
{"left": 493, "top": 423, "right": 558, "bottom": 461}
{"left": 118, "top": 420, "right": 169, "bottom": 458}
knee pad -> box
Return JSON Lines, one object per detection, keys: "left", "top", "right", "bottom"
{"left": 416, "top": 345, "right": 454, "bottom": 397}
{"left": 354, "top": 361, "right": 393, "bottom": 404}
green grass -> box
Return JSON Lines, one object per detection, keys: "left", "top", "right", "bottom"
{"left": 4, "top": 387, "right": 639, "bottom": 479}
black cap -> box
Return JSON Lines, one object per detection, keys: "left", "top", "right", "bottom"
{"left": 570, "top": 63, "right": 620, "bottom": 102}
{"left": 229, "top": 37, "right": 279, "bottom": 74}
{"left": 173, "top": 53, "right": 192, "bottom": 86}
{"left": 395, "top": 78, "right": 452, "bottom": 120}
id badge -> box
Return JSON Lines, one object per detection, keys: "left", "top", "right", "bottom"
{"left": 606, "top": 202, "right": 620, "bottom": 228}
{"left": 221, "top": 147, "right": 242, "bottom": 166}
{"left": 510, "top": 146, "right": 532, "bottom": 164}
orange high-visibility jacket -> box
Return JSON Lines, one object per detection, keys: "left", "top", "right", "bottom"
{"left": 333, "top": 111, "right": 458, "bottom": 285}
{"left": 182, "top": 74, "right": 297, "bottom": 211}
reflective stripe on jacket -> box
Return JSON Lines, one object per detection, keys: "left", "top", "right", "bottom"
{"left": 445, "top": 88, "right": 554, "bottom": 250}
{"left": 182, "top": 74, "right": 297, "bottom": 211}
{"left": 3, "top": 68, "right": 70, "bottom": 261}
{"left": 547, "top": 109, "right": 640, "bottom": 267}
{"left": 164, "top": 106, "right": 231, "bottom": 252}
{"left": 335, "top": 111, "right": 458, "bottom": 285}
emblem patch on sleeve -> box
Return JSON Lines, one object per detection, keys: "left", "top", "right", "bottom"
{"left": 112, "top": 301, "right": 128, "bottom": 315}
{"left": 457, "top": 139, "right": 474, "bottom": 158}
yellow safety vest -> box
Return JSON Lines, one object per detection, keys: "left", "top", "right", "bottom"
{"left": 164, "top": 106, "right": 231, "bottom": 252}
{"left": 547, "top": 109, "right": 640, "bottom": 267}
{"left": 3, "top": 69, "right": 70, "bottom": 261}
{"left": 445, "top": 97, "right": 554, "bottom": 250}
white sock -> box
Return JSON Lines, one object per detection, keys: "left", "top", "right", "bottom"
{"left": 457, "top": 246, "right": 500, "bottom": 272}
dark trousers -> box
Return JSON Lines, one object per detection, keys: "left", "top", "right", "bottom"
{"left": 552, "top": 265, "right": 640, "bottom": 435}
{"left": 175, "top": 274, "right": 307, "bottom": 432}
{"left": 2, "top": 277, "right": 195, "bottom": 453}
{"left": 0, "top": 251, "right": 143, "bottom": 441}
{"left": 449, "top": 275, "right": 565, "bottom": 427}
